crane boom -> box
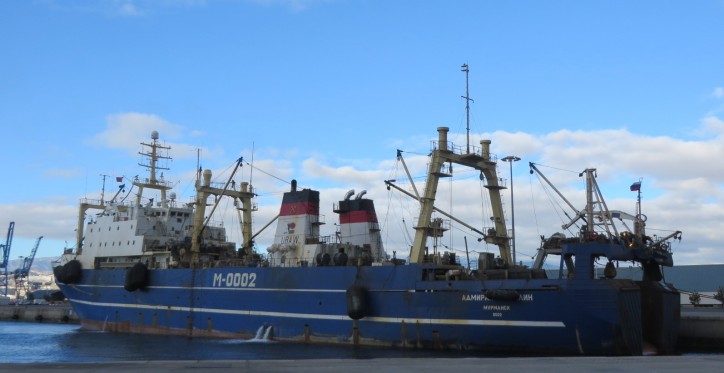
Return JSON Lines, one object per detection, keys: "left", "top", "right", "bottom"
{"left": 14, "top": 236, "right": 42, "bottom": 278}
{"left": 0, "top": 222, "right": 15, "bottom": 297}
{"left": 0, "top": 222, "right": 13, "bottom": 267}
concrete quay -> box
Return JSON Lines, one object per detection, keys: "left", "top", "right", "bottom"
{"left": 3, "top": 356, "right": 724, "bottom": 373}
{"left": 0, "top": 304, "right": 78, "bottom": 324}
{"left": 680, "top": 306, "right": 724, "bottom": 349}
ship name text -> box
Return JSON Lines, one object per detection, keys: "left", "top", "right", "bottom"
{"left": 461, "top": 293, "right": 534, "bottom": 302}
{"left": 212, "top": 272, "right": 257, "bottom": 288}
{"left": 280, "top": 235, "right": 299, "bottom": 245}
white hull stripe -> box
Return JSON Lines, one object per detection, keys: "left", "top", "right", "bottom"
{"left": 72, "top": 284, "right": 347, "bottom": 292}
{"left": 69, "top": 298, "right": 565, "bottom": 328}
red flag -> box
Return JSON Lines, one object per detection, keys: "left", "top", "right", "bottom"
{"left": 116, "top": 176, "right": 123, "bottom": 182}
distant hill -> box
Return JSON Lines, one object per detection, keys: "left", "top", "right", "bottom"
{"left": 5, "top": 257, "right": 59, "bottom": 274}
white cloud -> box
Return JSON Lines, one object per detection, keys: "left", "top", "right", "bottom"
{"left": 88, "top": 112, "right": 182, "bottom": 151}
{"left": 301, "top": 158, "right": 388, "bottom": 189}
{"left": 699, "top": 115, "right": 724, "bottom": 136}
{"left": 0, "top": 202, "right": 78, "bottom": 245}
{"left": 86, "top": 112, "right": 217, "bottom": 162}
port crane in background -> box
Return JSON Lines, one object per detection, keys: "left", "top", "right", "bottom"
{"left": 14, "top": 236, "right": 43, "bottom": 299}
{"left": 0, "top": 222, "right": 14, "bottom": 297}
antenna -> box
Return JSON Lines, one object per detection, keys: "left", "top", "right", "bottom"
{"left": 249, "top": 142, "right": 255, "bottom": 186}
{"left": 100, "top": 174, "right": 109, "bottom": 204}
{"left": 195, "top": 148, "right": 201, "bottom": 184}
{"left": 461, "top": 63, "right": 474, "bottom": 154}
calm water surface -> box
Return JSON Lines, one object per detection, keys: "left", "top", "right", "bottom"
{"left": 0, "top": 321, "right": 467, "bottom": 363}
{"left": 3, "top": 321, "right": 720, "bottom": 364}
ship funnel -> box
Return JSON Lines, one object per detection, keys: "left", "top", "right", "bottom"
{"left": 355, "top": 190, "right": 367, "bottom": 199}
{"left": 437, "top": 127, "right": 449, "bottom": 151}
{"left": 272, "top": 183, "right": 321, "bottom": 267}
{"left": 344, "top": 189, "right": 355, "bottom": 201}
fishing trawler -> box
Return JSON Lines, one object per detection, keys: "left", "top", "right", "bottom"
{"left": 54, "top": 123, "right": 682, "bottom": 355}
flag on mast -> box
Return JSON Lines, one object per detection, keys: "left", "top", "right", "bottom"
{"left": 630, "top": 181, "right": 641, "bottom": 191}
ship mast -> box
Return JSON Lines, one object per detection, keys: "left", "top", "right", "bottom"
{"left": 633, "top": 178, "right": 644, "bottom": 239}
{"left": 190, "top": 158, "right": 256, "bottom": 268}
{"left": 387, "top": 66, "right": 511, "bottom": 265}
{"left": 461, "top": 63, "right": 473, "bottom": 154}
{"left": 134, "top": 131, "right": 172, "bottom": 209}
{"left": 396, "top": 128, "right": 511, "bottom": 265}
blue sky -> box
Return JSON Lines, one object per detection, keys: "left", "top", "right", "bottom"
{"left": 1, "top": 0, "right": 723, "bottom": 267}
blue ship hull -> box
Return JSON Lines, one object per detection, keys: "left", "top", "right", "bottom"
{"left": 57, "top": 262, "right": 678, "bottom": 355}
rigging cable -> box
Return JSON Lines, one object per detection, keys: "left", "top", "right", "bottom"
{"left": 531, "top": 166, "right": 580, "bottom": 236}
{"left": 527, "top": 169, "right": 545, "bottom": 261}
{"left": 382, "top": 157, "right": 401, "bottom": 251}
{"left": 244, "top": 162, "right": 291, "bottom": 185}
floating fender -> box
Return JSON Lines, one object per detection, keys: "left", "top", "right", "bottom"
{"left": 485, "top": 289, "right": 520, "bottom": 301}
{"left": 53, "top": 265, "right": 67, "bottom": 284}
{"left": 124, "top": 262, "right": 149, "bottom": 292}
{"left": 346, "top": 286, "right": 368, "bottom": 320}
{"left": 63, "top": 260, "right": 83, "bottom": 284}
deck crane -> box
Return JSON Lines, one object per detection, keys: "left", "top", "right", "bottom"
{"left": 0, "top": 222, "right": 15, "bottom": 297}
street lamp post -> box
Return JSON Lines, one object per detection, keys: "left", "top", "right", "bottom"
{"left": 502, "top": 156, "right": 521, "bottom": 266}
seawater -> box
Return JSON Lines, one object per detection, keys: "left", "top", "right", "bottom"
{"left": 0, "top": 321, "right": 457, "bottom": 363}
{"left": 3, "top": 321, "right": 720, "bottom": 363}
